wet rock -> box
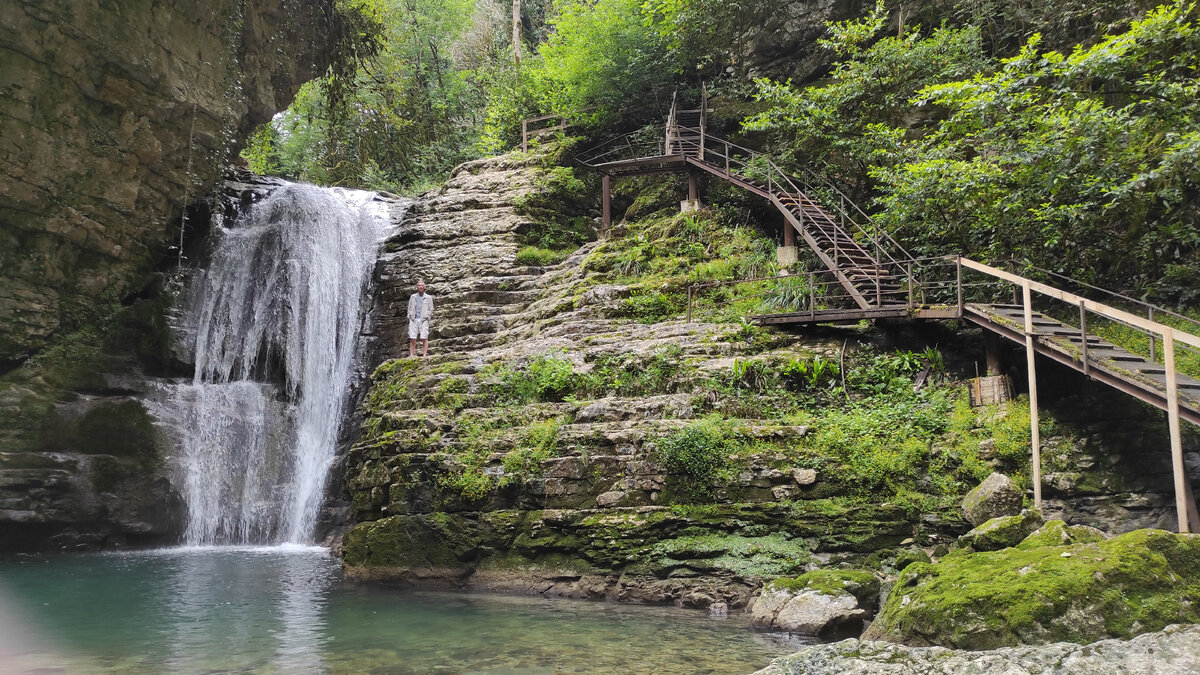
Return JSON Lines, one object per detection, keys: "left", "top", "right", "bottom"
{"left": 750, "top": 570, "right": 879, "bottom": 636}
{"left": 755, "top": 624, "right": 1200, "bottom": 674}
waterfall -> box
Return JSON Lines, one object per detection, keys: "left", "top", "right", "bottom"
{"left": 154, "top": 182, "right": 392, "bottom": 546}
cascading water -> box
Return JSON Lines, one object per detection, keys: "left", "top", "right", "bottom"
{"left": 154, "top": 182, "right": 392, "bottom": 546}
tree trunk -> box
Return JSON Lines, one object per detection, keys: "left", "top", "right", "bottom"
{"left": 512, "top": 0, "right": 521, "bottom": 65}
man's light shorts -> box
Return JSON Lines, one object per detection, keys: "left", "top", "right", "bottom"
{"left": 408, "top": 319, "right": 430, "bottom": 340}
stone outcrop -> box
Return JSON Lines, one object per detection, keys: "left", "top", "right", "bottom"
{"left": 960, "top": 472, "right": 1023, "bottom": 526}
{"left": 341, "top": 145, "right": 1200, "bottom": 619}
{"left": 0, "top": 2, "right": 349, "bottom": 550}
{"left": 0, "top": 0, "right": 345, "bottom": 364}
{"left": 749, "top": 570, "right": 879, "bottom": 636}
{"left": 954, "top": 508, "right": 1045, "bottom": 552}
{"left": 863, "top": 529, "right": 1200, "bottom": 649}
{"left": 755, "top": 624, "right": 1200, "bottom": 675}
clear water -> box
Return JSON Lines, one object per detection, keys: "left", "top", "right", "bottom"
{"left": 150, "top": 183, "right": 394, "bottom": 546}
{"left": 0, "top": 551, "right": 810, "bottom": 674}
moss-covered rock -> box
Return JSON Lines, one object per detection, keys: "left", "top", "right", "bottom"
{"left": 955, "top": 508, "right": 1045, "bottom": 552}
{"left": 751, "top": 570, "right": 881, "bottom": 635}
{"left": 863, "top": 529, "right": 1200, "bottom": 649}
{"left": 1017, "top": 519, "right": 1108, "bottom": 550}
{"left": 769, "top": 569, "right": 881, "bottom": 606}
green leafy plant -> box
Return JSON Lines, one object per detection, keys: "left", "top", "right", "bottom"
{"left": 655, "top": 417, "right": 740, "bottom": 502}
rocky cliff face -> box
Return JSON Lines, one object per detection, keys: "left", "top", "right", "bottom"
{"left": 340, "top": 151, "right": 966, "bottom": 607}
{"left": 341, "top": 147, "right": 1199, "bottom": 618}
{"left": 0, "top": 0, "right": 347, "bottom": 551}
{"left": 0, "top": 0, "right": 341, "bottom": 365}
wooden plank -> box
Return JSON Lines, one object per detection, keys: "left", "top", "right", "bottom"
{"left": 753, "top": 307, "right": 910, "bottom": 323}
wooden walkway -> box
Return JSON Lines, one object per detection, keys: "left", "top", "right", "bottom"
{"left": 566, "top": 96, "right": 1200, "bottom": 531}
{"left": 968, "top": 303, "right": 1200, "bottom": 427}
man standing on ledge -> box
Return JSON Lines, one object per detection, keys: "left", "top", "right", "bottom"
{"left": 407, "top": 279, "right": 434, "bottom": 357}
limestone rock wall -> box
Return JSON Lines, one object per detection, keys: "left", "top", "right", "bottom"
{"left": 0, "top": 0, "right": 340, "bottom": 364}
{"left": 341, "top": 151, "right": 966, "bottom": 607}
{"left": 0, "top": 0, "right": 345, "bottom": 551}
{"left": 344, "top": 147, "right": 1199, "bottom": 613}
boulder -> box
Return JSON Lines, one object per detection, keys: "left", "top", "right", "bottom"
{"left": 754, "top": 624, "right": 1200, "bottom": 675}
{"left": 955, "top": 509, "right": 1045, "bottom": 552}
{"left": 893, "top": 547, "right": 932, "bottom": 571}
{"left": 862, "top": 529, "right": 1200, "bottom": 649}
{"left": 750, "top": 570, "right": 879, "bottom": 636}
{"left": 961, "top": 472, "right": 1024, "bottom": 526}
{"left": 1016, "top": 520, "right": 1108, "bottom": 550}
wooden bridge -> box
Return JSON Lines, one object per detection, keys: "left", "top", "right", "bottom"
{"left": 562, "top": 94, "right": 1200, "bottom": 533}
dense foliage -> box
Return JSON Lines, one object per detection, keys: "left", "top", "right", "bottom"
{"left": 244, "top": 0, "right": 1198, "bottom": 303}
{"left": 746, "top": 2, "right": 1200, "bottom": 304}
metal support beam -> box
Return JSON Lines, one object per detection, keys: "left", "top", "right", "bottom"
{"left": 601, "top": 174, "right": 611, "bottom": 229}
{"left": 1022, "top": 280, "right": 1043, "bottom": 509}
{"left": 1164, "top": 327, "right": 1189, "bottom": 533}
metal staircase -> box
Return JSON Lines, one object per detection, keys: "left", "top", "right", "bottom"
{"left": 562, "top": 100, "right": 1200, "bottom": 532}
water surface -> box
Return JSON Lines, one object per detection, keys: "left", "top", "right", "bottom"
{"left": 0, "top": 549, "right": 811, "bottom": 674}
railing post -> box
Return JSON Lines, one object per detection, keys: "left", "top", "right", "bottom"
{"left": 687, "top": 285, "right": 693, "bottom": 324}
{"left": 1164, "top": 327, "right": 1189, "bottom": 533}
{"left": 809, "top": 272, "right": 816, "bottom": 319}
{"left": 1022, "top": 279, "right": 1043, "bottom": 510}
{"left": 956, "top": 255, "right": 964, "bottom": 317}
{"left": 1149, "top": 307, "right": 1157, "bottom": 361}
{"left": 724, "top": 141, "right": 730, "bottom": 174}
{"left": 1079, "top": 300, "right": 1089, "bottom": 376}
{"left": 521, "top": 118, "right": 529, "bottom": 153}
{"left": 907, "top": 262, "right": 914, "bottom": 309}
{"left": 601, "top": 174, "right": 611, "bottom": 229}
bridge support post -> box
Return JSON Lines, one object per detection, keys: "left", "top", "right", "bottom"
{"left": 1021, "top": 280, "right": 1043, "bottom": 509}
{"left": 688, "top": 170, "right": 700, "bottom": 204}
{"left": 601, "top": 174, "right": 611, "bottom": 229}
{"left": 1164, "top": 327, "right": 1190, "bottom": 533}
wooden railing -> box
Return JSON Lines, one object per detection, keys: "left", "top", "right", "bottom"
{"left": 521, "top": 113, "right": 573, "bottom": 152}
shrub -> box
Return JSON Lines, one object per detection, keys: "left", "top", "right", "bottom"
{"left": 656, "top": 418, "right": 739, "bottom": 502}
{"left": 480, "top": 354, "right": 579, "bottom": 405}
{"left": 515, "top": 246, "right": 571, "bottom": 267}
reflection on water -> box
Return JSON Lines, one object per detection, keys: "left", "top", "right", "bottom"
{"left": 0, "top": 549, "right": 812, "bottom": 674}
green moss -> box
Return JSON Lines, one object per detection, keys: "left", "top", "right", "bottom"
{"left": 956, "top": 509, "right": 1045, "bottom": 552}
{"left": 1016, "top": 520, "right": 1108, "bottom": 549}
{"left": 770, "top": 569, "right": 880, "bottom": 605}
{"left": 649, "top": 533, "right": 812, "bottom": 580}
{"left": 868, "top": 529, "right": 1200, "bottom": 649}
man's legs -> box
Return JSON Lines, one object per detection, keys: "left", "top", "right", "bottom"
{"left": 420, "top": 338, "right": 429, "bottom": 357}
{"left": 409, "top": 338, "right": 416, "bottom": 357}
